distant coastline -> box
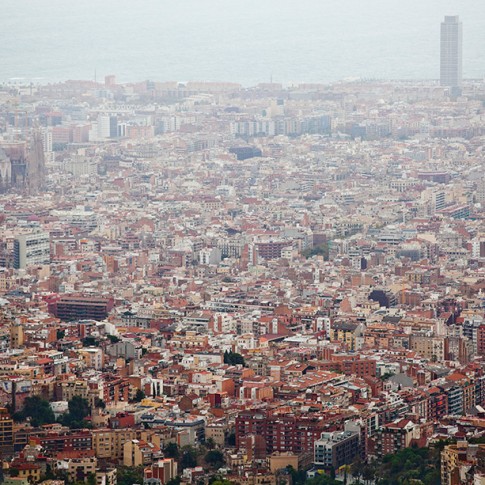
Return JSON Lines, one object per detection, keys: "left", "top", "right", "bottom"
{"left": 1, "top": 0, "right": 484, "bottom": 86}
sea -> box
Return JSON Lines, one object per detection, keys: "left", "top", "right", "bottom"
{"left": 1, "top": 0, "right": 484, "bottom": 87}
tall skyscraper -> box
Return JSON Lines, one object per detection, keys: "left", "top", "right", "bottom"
{"left": 440, "top": 16, "right": 462, "bottom": 92}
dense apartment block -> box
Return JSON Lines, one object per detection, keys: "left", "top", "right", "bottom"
{"left": 314, "top": 431, "right": 360, "bottom": 469}
{"left": 13, "top": 231, "right": 50, "bottom": 269}
{"left": 46, "top": 295, "right": 114, "bottom": 321}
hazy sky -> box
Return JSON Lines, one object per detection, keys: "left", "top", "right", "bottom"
{"left": 1, "top": 0, "right": 484, "bottom": 85}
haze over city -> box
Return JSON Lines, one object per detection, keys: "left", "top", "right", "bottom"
{"left": 2, "top": 0, "right": 485, "bottom": 85}
{"left": 0, "top": 3, "right": 485, "bottom": 485}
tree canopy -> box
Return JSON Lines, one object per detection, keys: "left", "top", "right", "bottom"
{"left": 305, "top": 473, "right": 340, "bottom": 485}
{"left": 13, "top": 396, "right": 55, "bottom": 427}
{"left": 223, "top": 350, "right": 245, "bottom": 366}
{"left": 166, "top": 478, "right": 182, "bottom": 485}
{"left": 117, "top": 465, "right": 144, "bottom": 485}
{"left": 164, "top": 442, "right": 180, "bottom": 459}
{"left": 302, "top": 243, "right": 329, "bottom": 260}
{"left": 59, "top": 396, "right": 91, "bottom": 429}
{"left": 205, "top": 450, "right": 225, "bottom": 469}
{"left": 81, "top": 336, "right": 98, "bottom": 347}
{"left": 349, "top": 445, "right": 442, "bottom": 485}
{"left": 180, "top": 447, "right": 197, "bottom": 470}
{"left": 132, "top": 389, "right": 146, "bottom": 402}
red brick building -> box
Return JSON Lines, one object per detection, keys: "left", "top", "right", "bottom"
{"left": 235, "top": 410, "right": 345, "bottom": 455}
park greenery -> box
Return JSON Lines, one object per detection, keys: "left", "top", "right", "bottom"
{"left": 286, "top": 444, "right": 443, "bottom": 485}
{"left": 347, "top": 445, "right": 441, "bottom": 485}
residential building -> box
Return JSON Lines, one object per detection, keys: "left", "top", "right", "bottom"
{"left": 314, "top": 431, "right": 360, "bottom": 469}
{"left": 14, "top": 232, "right": 50, "bottom": 269}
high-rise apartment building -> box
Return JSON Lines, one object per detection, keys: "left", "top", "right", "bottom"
{"left": 13, "top": 231, "right": 50, "bottom": 269}
{"left": 440, "top": 16, "right": 462, "bottom": 92}
{"left": 97, "top": 115, "right": 118, "bottom": 139}
{"left": 0, "top": 408, "right": 14, "bottom": 454}
{"left": 314, "top": 431, "right": 360, "bottom": 469}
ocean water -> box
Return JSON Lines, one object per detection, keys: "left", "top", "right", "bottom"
{"left": 1, "top": 0, "right": 484, "bottom": 86}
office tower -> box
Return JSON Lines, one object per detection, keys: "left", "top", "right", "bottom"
{"left": 440, "top": 16, "right": 462, "bottom": 92}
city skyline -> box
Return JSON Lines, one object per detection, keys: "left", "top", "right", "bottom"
{"left": 0, "top": 2, "right": 484, "bottom": 484}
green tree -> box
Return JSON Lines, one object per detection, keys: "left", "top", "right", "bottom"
{"left": 164, "top": 442, "right": 180, "bottom": 459}
{"left": 350, "top": 457, "right": 364, "bottom": 483}
{"left": 133, "top": 389, "right": 146, "bottom": 402}
{"left": 205, "top": 450, "right": 225, "bottom": 469}
{"left": 305, "top": 472, "right": 340, "bottom": 485}
{"left": 69, "top": 396, "right": 90, "bottom": 419}
{"left": 56, "top": 329, "right": 66, "bottom": 340}
{"left": 42, "top": 463, "right": 55, "bottom": 481}
{"left": 302, "top": 243, "right": 329, "bottom": 261}
{"left": 61, "top": 396, "right": 91, "bottom": 429}
{"left": 205, "top": 437, "right": 216, "bottom": 450}
{"left": 117, "top": 465, "right": 144, "bottom": 485}
{"left": 180, "top": 447, "right": 197, "bottom": 470}
{"left": 107, "top": 335, "right": 120, "bottom": 344}
{"left": 13, "top": 396, "right": 55, "bottom": 427}
{"left": 82, "top": 336, "right": 98, "bottom": 347}
{"left": 286, "top": 465, "right": 307, "bottom": 485}
{"left": 372, "top": 446, "right": 442, "bottom": 485}
{"left": 362, "top": 464, "right": 375, "bottom": 484}
{"left": 166, "top": 477, "right": 182, "bottom": 485}
{"left": 223, "top": 350, "right": 245, "bottom": 366}
{"left": 225, "top": 431, "right": 236, "bottom": 447}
